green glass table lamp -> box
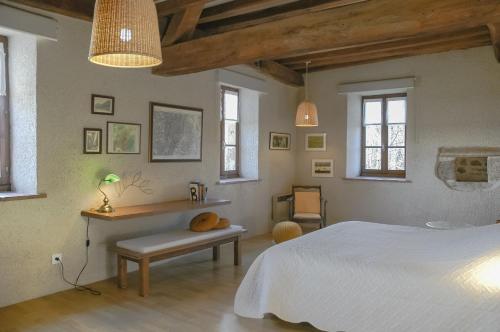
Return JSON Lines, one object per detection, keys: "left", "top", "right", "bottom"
{"left": 97, "top": 173, "right": 120, "bottom": 213}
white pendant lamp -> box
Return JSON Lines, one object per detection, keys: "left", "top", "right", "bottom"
{"left": 296, "top": 61, "right": 319, "bottom": 127}
{"left": 89, "top": 0, "right": 162, "bottom": 68}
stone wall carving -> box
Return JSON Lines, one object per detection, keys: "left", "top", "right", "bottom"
{"left": 436, "top": 147, "right": 500, "bottom": 191}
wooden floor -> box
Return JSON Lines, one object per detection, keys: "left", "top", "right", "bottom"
{"left": 0, "top": 234, "right": 319, "bottom": 332}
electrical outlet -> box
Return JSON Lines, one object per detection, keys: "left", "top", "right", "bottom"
{"left": 52, "top": 253, "right": 62, "bottom": 265}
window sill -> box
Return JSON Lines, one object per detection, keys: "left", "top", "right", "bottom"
{"left": 216, "top": 178, "right": 262, "bottom": 185}
{"left": 343, "top": 176, "right": 411, "bottom": 183}
{"left": 0, "top": 192, "right": 47, "bottom": 202}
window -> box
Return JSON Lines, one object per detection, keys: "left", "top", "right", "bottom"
{"left": 361, "top": 93, "right": 407, "bottom": 178}
{"left": 220, "top": 86, "right": 240, "bottom": 178}
{"left": 0, "top": 35, "right": 10, "bottom": 191}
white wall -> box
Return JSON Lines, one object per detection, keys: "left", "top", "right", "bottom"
{"left": 296, "top": 46, "right": 500, "bottom": 228}
{"left": 240, "top": 88, "right": 260, "bottom": 179}
{"left": 0, "top": 15, "right": 298, "bottom": 307}
{"left": 4, "top": 9, "right": 499, "bottom": 310}
{"left": 9, "top": 33, "right": 37, "bottom": 193}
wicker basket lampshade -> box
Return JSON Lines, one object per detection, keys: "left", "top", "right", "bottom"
{"left": 295, "top": 101, "right": 319, "bottom": 127}
{"left": 89, "top": 0, "right": 162, "bottom": 68}
{"left": 295, "top": 61, "right": 319, "bottom": 127}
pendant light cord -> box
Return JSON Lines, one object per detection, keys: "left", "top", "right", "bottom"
{"left": 305, "top": 61, "right": 311, "bottom": 101}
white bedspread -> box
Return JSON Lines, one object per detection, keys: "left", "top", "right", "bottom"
{"left": 234, "top": 221, "right": 500, "bottom": 332}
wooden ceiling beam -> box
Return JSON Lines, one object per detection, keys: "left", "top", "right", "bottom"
{"left": 487, "top": 23, "right": 500, "bottom": 62}
{"left": 250, "top": 60, "right": 304, "bottom": 86}
{"left": 296, "top": 34, "right": 491, "bottom": 72}
{"left": 9, "top": 0, "right": 210, "bottom": 21}
{"left": 154, "top": 0, "right": 500, "bottom": 76}
{"left": 280, "top": 27, "right": 490, "bottom": 67}
{"left": 199, "top": 0, "right": 296, "bottom": 24}
{"left": 199, "top": 0, "right": 368, "bottom": 34}
{"left": 156, "top": 0, "right": 206, "bottom": 17}
{"left": 161, "top": 1, "right": 207, "bottom": 46}
{"left": 6, "top": 0, "right": 94, "bottom": 20}
{"left": 305, "top": 56, "right": 415, "bottom": 73}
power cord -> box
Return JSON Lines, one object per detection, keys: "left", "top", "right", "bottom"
{"left": 55, "top": 217, "right": 101, "bottom": 296}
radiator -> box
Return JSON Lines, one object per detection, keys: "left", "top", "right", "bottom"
{"left": 272, "top": 193, "right": 291, "bottom": 222}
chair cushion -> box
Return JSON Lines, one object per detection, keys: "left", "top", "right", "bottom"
{"left": 294, "top": 213, "right": 322, "bottom": 220}
{"left": 294, "top": 191, "right": 321, "bottom": 214}
{"left": 117, "top": 225, "right": 244, "bottom": 254}
{"left": 190, "top": 212, "right": 219, "bottom": 232}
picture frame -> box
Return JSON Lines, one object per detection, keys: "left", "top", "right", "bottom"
{"left": 107, "top": 122, "right": 141, "bottom": 154}
{"left": 312, "top": 159, "right": 334, "bottom": 178}
{"left": 83, "top": 128, "right": 102, "bottom": 154}
{"left": 306, "top": 133, "right": 327, "bottom": 151}
{"left": 269, "top": 132, "right": 291, "bottom": 150}
{"left": 149, "top": 102, "right": 203, "bottom": 162}
{"left": 91, "top": 94, "right": 115, "bottom": 115}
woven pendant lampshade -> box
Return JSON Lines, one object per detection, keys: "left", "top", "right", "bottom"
{"left": 296, "top": 61, "right": 319, "bottom": 127}
{"left": 89, "top": 0, "right": 162, "bottom": 68}
{"left": 296, "top": 101, "right": 319, "bottom": 127}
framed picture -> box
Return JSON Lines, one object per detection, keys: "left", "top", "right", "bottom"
{"left": 83, "top": 128, "right": 102, "bottom": 154}
{"left": 92, "top": 94, "right": 114, "bottom": 115}
{"left": 269, "top": 132, "right": 291, "bottom": 150}
{"left": 107, "top": 122, "right": 141, "bottom": 154}
{"left": 312, "top": 159, "right": 334, "bottom": 178}
{"left": 306, "top": 133, "right": 327, "bottom": 151}
{"left": 149, "top": 102, "right": 203, "bottom": 162}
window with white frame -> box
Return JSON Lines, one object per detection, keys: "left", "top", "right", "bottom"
{"left": 361, "top": 93, "right": 407, "bottom": 178}
{"left": 220, "top": 86, "right": 240, "bottom": 178}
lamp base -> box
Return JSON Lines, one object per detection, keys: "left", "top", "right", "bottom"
{"left": 97, "top": 195, "right": 114, "bottom": 213}
{"left": 97, "top": 203, "right": 114, "bottom": 213}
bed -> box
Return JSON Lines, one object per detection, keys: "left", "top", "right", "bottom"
{"left": 234, "top": 221, "right": 500, "bottom": 332}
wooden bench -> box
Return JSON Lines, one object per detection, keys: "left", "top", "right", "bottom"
{"left": 114, "top": 225, "right": 247, "bottom": 296}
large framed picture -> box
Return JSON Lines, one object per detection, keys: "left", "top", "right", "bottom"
{"left": 306, "top": 133, "right": 327, "bottom": 151}
{"left": 107, "top": 122, "right": 141, "bottom": 154}
{"left": 91, "top": 94, "right": 114, "bottom": 115}
{"left": 83, "top": 128, "right": 102, "bottom": 154}
{"left": 269, "top": 132, "right": 291, "bottom": 150}
{"left": 149, "top": 102, "right": 203, "bottom": 162}
{"left": 312, "top": 159, "right": 334, "bottom": 178}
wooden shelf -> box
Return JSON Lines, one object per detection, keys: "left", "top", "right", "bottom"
{"left": 81, "top": 198, "right": 231, "bottom": 221}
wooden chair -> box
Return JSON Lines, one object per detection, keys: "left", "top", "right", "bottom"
{"left": 289, "top": 185, "right": 327, "bottom": 228}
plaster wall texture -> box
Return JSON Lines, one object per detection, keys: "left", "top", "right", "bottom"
{"left": 0, "top": 15, "right": 298, "bottom": 307}
{"left": 240, "top": 88, "right": 260, "bottom": 179}
{"left": 2, "top": 10, "right": 500, "bottom": 310}
{"left": 9, "top": 33, "right": 37, "bottom": 193}
{"left": 295, "top": 46, "right": 500, "bottom": 228}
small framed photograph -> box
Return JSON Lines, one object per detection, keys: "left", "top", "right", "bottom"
{"left": 306, "top": 133, "right": 327, "bottom": 151}
{"left": 83, "top": 128, "right": 102, "bottom": 154}
{"left": 269, "top": 132, "right": 291, "bottom": 150}
{"left": 92, "top": 94, "right": 115, "bottom": 115}
{"left": 312, "top": 159, "right": 334, "bottom": 177}
{"left": 107, "top": 122, "right": 141, "bottom": 154}
{"left": 149, "top": 102, "right": 203, "bottom": 162}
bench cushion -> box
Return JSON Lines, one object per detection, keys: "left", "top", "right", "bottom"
{"left": 116, "top": 225, "right": 244, "bottom": 254}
